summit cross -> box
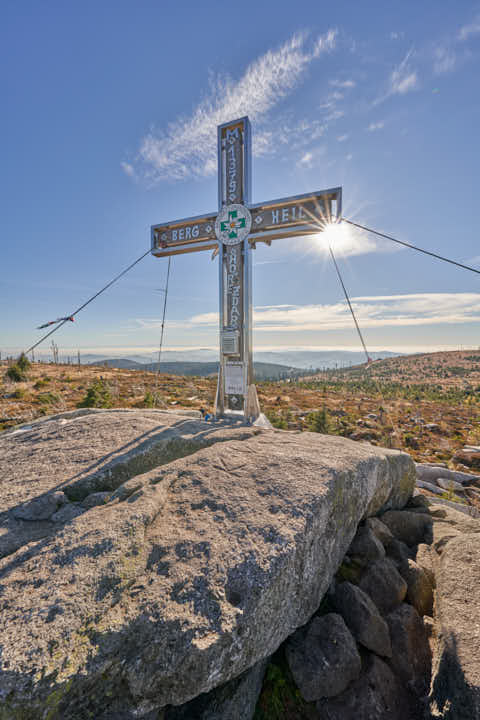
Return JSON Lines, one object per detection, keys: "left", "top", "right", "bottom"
{"left": 151, "top": 116, "right": 342, "bottom": 421}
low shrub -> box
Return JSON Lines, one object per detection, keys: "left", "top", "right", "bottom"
{"left": 77, "top": 379, "right": 113, "bottom": 408}
{"left": 34, "top": 378, "right": 50, "bottom": 389}
{"left": 307, "top": 406, "right": 330, "bottom": 434}
{"left": 266, "top": 411, "right": 288, "bottom": 430}
{"left": 5, "top": 365, "right": 27, "bottom": 383}
{"left": 36, "top": 392, "right": 61, "bottom": 405}
{"left": 143, "top": 391, "right": 162, "bottom": 408}
{"left": 16, "top": 353, "right": 31, "bottom": 371}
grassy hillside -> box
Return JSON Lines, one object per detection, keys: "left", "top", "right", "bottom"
{"left": 316, "top": 349, "right": 480, "bottom": 390}
{"left": 2, "top": 351, "right": 480, "bottom": 495}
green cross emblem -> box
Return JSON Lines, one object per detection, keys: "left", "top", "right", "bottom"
{"left": 220, "top": 209, "right": 246, "bottom": 239}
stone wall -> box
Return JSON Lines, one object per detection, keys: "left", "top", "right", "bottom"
{"left": 165, "top": 495, "right": 434, "bottom": 719}
{"left": 164, "top": 494, "right": 480, "bottom": 720}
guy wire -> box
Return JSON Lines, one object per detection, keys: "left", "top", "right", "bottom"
{"left": 154, "top": 256, "right": 172, "bottom": 400}
{"left": 328, "top": 242, "right": 401, "bottom": 449}
{"left": 25, "top": 248, "right": 151, "bottom": 355}
{"left": 342, "top": 218, "right": 480, "bottom": 276}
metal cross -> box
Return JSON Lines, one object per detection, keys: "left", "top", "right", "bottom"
{"left": 151, "top": 116, "right": 342, "bottom": 422}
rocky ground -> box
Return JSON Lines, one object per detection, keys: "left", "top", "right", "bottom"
{"left": 2, "top": 352, "right": 480, "bottom": 514}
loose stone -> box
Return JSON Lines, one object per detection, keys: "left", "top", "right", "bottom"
{"left": 285, "top": 614, "right": 361, "bottom": 701}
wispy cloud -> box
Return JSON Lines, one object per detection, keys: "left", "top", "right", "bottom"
{"left": 179, "top": 293, "right": 480, "bottom": 332}
{"left": 324, "top": 109, "right": 345, "bottom": 122}
{"left": 320, "top": 91, "right": 344, "bottom": 105}
{"left": 330, "top": 78, "right": 356, "bottom": 88}
{"left": 254, "top": 259, "right": 287, "bottom": 266}
{"left": 125, "top": 30, "right": 337, "bottom": 183}
{"left": 296, "top": 146, "right": 326, "bottom": 169}
{"left": 375, "top": 49, "right": 419, "bottom": 105}
{"left": 433, "top": 45, "right": 456, "bottom": 74}
{"left": 367, "top": 121, "right": 384, "bottom": 131}
{"left": 318, "top": 90, "right": 345, "bottom": 122}
{"left": 120, "top": 161, "right": 136, "bottom": 179}
{"left": 389, "top": 49, "right": 419, "bottom": 94}
{"left": 297, "top": 151, "right": 314, "bottom": 169}
{"left": 458, "top": 15, "right": 480, "bottom": 41}
{"left": 432, "top": 12, "right": 480, "bottom": 76}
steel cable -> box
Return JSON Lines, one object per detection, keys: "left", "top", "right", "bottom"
{"left": 342, "top": 218, "right": 480, "bottom": 276}
{"left": 24, "top": 248, "right": 151, "bottom": 355}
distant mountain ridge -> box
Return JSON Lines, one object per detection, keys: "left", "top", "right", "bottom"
{"left": 90, "top": 358, "right": 305, "bottom": 380}
{"left": 84, "top": 348, "right": 400, "bottom": 370}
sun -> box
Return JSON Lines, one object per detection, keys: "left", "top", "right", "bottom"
{"left": 308, "top": 221, "right": 354, "bottom": 256}
{"left": 321, "top": 222, "right": 348, "bottom": 246}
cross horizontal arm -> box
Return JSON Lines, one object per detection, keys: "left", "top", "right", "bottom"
{"left": 151, "top": 211, "right": 217, "bottom": 257}
{"left": 249, "top": 187, "right": 341, "bottom": 246}
{"left": 151, "top": 187, "right": 341, "bottom": 258}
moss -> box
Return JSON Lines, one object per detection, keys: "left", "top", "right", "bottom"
{"left": 44, "top": 622, "right": 99, "bottom": 683}
{"left": 335, "top": 560, "right": 363, "bottom": 584}
{"left": 45, "top": 680, "right": 73, "bottom": 720}
{"left": 440, "top": 490, "right": 467, "bottom": 505}
{"left": 254, "top": 652, "right": 317, "bottom": 720}
{"left": 0, "top": 707, "right": 28, "bottom": 720}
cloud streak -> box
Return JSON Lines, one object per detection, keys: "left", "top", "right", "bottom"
{"left": 433, "top": 45, "right": 456, "bottom": 74}
{"left": 375, "top": 49, "right": 419, "bottom": 105}
{"left": 458, "top": 16, "right": 480, "bottom": 41}
{"left": 389, "top": 50, "right": 419, "bottom": 94}
{"left": 433, "top": 12, "right": 480, "bottom": 76}
{"left": 135, "top": 293, "right": 480, "bottom": 333}
{"left": 330, "top": 78, "right": 356, "bottom": 88}
{"left": 126, "top": 30, "right": 337, "bottom": 183}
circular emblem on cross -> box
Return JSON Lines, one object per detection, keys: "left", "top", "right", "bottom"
{"left": 215, "top": 204, "right": 252, "bottom": 246}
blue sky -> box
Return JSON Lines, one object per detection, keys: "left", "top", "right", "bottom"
{"left": 2, "top": 1, "right": 480, "bottom": 358}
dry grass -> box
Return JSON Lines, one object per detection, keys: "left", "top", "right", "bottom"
{"left": 1, "top": 351, "right": 479, "bottom": 475}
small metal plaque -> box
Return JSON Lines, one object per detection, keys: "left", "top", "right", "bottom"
{"left": 225, "top": 362, "right": 245, "bottom": 395}
{"left": 222, "top": 331, "right": 239, "bottom": 355}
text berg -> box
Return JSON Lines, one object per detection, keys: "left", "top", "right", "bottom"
{"left": 171, "top": 225, "right": 200, "bottom": 242}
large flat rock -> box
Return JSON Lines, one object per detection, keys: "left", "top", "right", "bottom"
{"left": 0, "top": 410, "right": 415, "bottom": 719}
{"left": 0, "top": 409, "right": 256, "bottom": 560}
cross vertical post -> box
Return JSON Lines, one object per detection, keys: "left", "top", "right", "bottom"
{"left": 215, "top": 117, "right": 259, "bottom": 419}
{"left": 150, "top": 115, "right": 342, "bottom": 425}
